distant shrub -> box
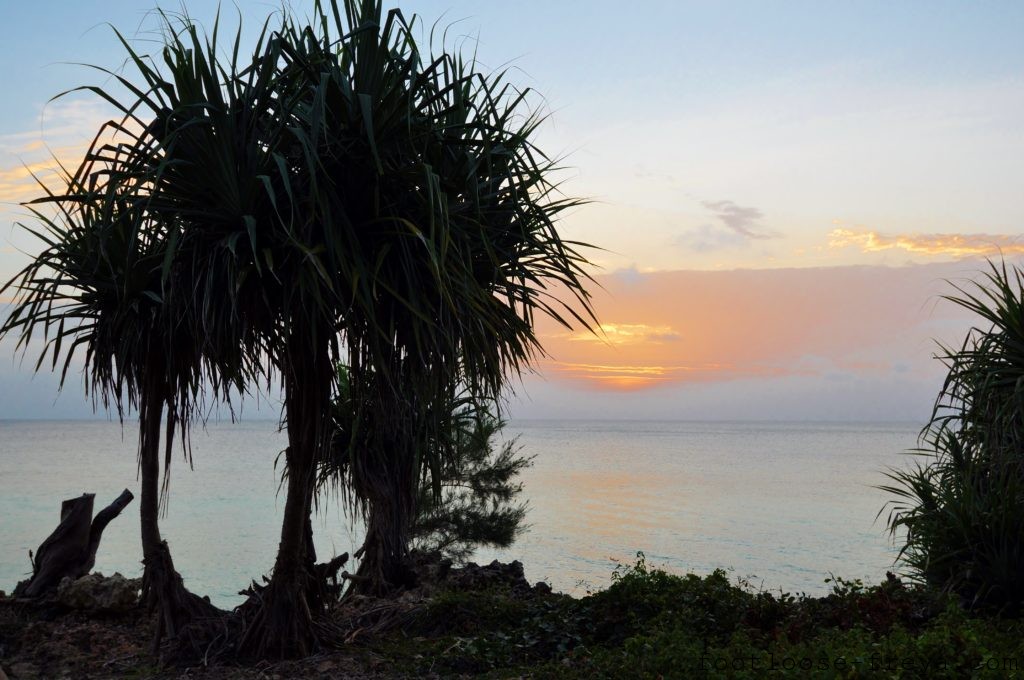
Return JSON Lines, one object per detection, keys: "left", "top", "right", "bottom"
{"left": 584, "top": 553, "right": 751, "bottom": 644}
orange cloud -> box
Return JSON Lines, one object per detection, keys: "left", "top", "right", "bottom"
{"left": 829, "top": 228, "right": 1024, "bottom": 258}
{"left": 0, "top": 156, "right": 73, "bottom": 203}
{"left": 0, "top": 98, "right": 118, "bottom": 206}
{"left": 542, "top": 360, "right": 802, "bottom": 391}
{"left": 544, "top": 361, "right": 687, "bottom": 390}
{"left": 560, "top": 322, "right": 682, "bottom": 346}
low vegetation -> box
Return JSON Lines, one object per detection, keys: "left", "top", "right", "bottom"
{"left": 7, "top": 554, "right": 1024, "bottom": 678}
{"left": 375, "top": 554, "right": 1024, "bottom": 678}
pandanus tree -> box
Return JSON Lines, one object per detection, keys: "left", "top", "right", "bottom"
{"left": 0, "top": 14, "right": 284, "bottom": 649}
{"left": 884, "top": 260, "right": 1024, "bottom": 610}
{"left": 64, "top": 16, "right": 339, "bottom": 659}
{"left": 0, "top": 136, "right": 222, "bottom": 645}
{"left": 13, "top": 8, "right": 360, "bottom": 659}
{"left": 274, "top": 0, "right": 596, "bottom": 604}
{"left": 209, "top": 0, "right": 596, "bottom": 656}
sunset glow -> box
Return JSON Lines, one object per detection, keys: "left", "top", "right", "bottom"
{"left": 541, "top": 360, "right": 796, "bottom": 391}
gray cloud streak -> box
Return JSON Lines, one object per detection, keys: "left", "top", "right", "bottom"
{"left": 702, "top": 200, "right": 775, "bottom": 240}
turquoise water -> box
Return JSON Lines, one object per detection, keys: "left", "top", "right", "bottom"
{"left": 0, "top": 419, "right": 918, "bottom": 607}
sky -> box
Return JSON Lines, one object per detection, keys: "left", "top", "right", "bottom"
{"left": 1, "top": 1, "right": 1023, "bottom": 421}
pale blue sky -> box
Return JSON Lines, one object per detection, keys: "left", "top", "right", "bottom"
{"left": 1, "top": 2, "right": 1022, "bottom": 419}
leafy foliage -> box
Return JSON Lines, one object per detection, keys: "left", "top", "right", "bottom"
{"left": 4, "top": 0, "right": 594, "bottom": 610}
{"left": 883, "top": 260, "right": 1024, "bottom": 611}
{"left": 0, "top": 6, "right": 289, "bottom": 483}
{"left": 0, "top": 9, "right": 267, "bottom": 645}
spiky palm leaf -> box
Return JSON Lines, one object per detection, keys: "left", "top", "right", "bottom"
{"left": 882, "top": 259, "right": 1024, "bottom": 611}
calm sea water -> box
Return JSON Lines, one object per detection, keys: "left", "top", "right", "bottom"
{"left": 0, "top": 419, "right": 918, "bottom": 607}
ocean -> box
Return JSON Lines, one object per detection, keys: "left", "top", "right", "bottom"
{"left": 0, "top": 419, "right": 919, "bottom": 607}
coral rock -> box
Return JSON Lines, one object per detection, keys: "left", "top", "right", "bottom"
{"left": 55, "top": 573, "right": 141, "bottom": 613}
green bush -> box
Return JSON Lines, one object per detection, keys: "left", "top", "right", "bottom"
{"left": 585, "top": 553, "right": 752, "bottom": 644}
{"left": 384, "top": 555, "right": 1024, "bottom": 679}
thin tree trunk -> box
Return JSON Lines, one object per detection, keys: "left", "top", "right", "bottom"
{"left": 239, "top": 323, "right": 331, "bottom": 659}
{"left": 139, "top": 381, "right": 164, "bottom": 578}
{"left": 354, "top": 493, "right": 415, "bottom": 594}
{"left": 139, "top": 374, "right": 220, "bottom": 654}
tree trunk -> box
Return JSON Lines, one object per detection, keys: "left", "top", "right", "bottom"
{"left": 13, "top": 490, "right": 134, "bottom": 598}
{"left": 239, "top": 323, "right": 332, "bottom": 659}
{"left": 349, "top": 382, "right": 418, "bottom": 595}
{"left": 353, "top": 495, "right": 416, "bottom": 594}
{"left": 138, "top": 377, "right": 220, "bottom": 653}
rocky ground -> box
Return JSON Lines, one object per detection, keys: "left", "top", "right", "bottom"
{"left": 0, "top": 559, "right": 550, "bottom": 679}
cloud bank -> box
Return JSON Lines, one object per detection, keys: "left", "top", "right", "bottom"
{"left": 512, "top": 260, "right": 990, "bottom": 420}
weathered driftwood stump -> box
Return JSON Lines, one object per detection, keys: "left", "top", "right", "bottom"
{"left": 13, "top": 489, "right": 134, "bottom": 598}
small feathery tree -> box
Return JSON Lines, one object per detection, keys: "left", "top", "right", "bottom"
{"left": 327, "top": 368, "right": 532, "bottom": 565}
{"left": 409, "top": 409, "right": 532, "bottom": 564}
{"left": 883, "top": 259, "right": 1024, "bottom": 611}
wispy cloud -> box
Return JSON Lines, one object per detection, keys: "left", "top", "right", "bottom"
{"left": 675, "top": 200, "right": 778, "bottom": 253}
{"left": 829, "top": 229, "right": 1024, "bottom": 259}
{"left": 702, "top": 200, "right": 775, "bottom": 240}
{"left": 0, "top": 154, "right": 76, "bottom": 203}
{"left": 0, "top": 98, "right": 115, "bottom": 206}
{"left": 0, "top": 98, "right": 113, "bottom": 153}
